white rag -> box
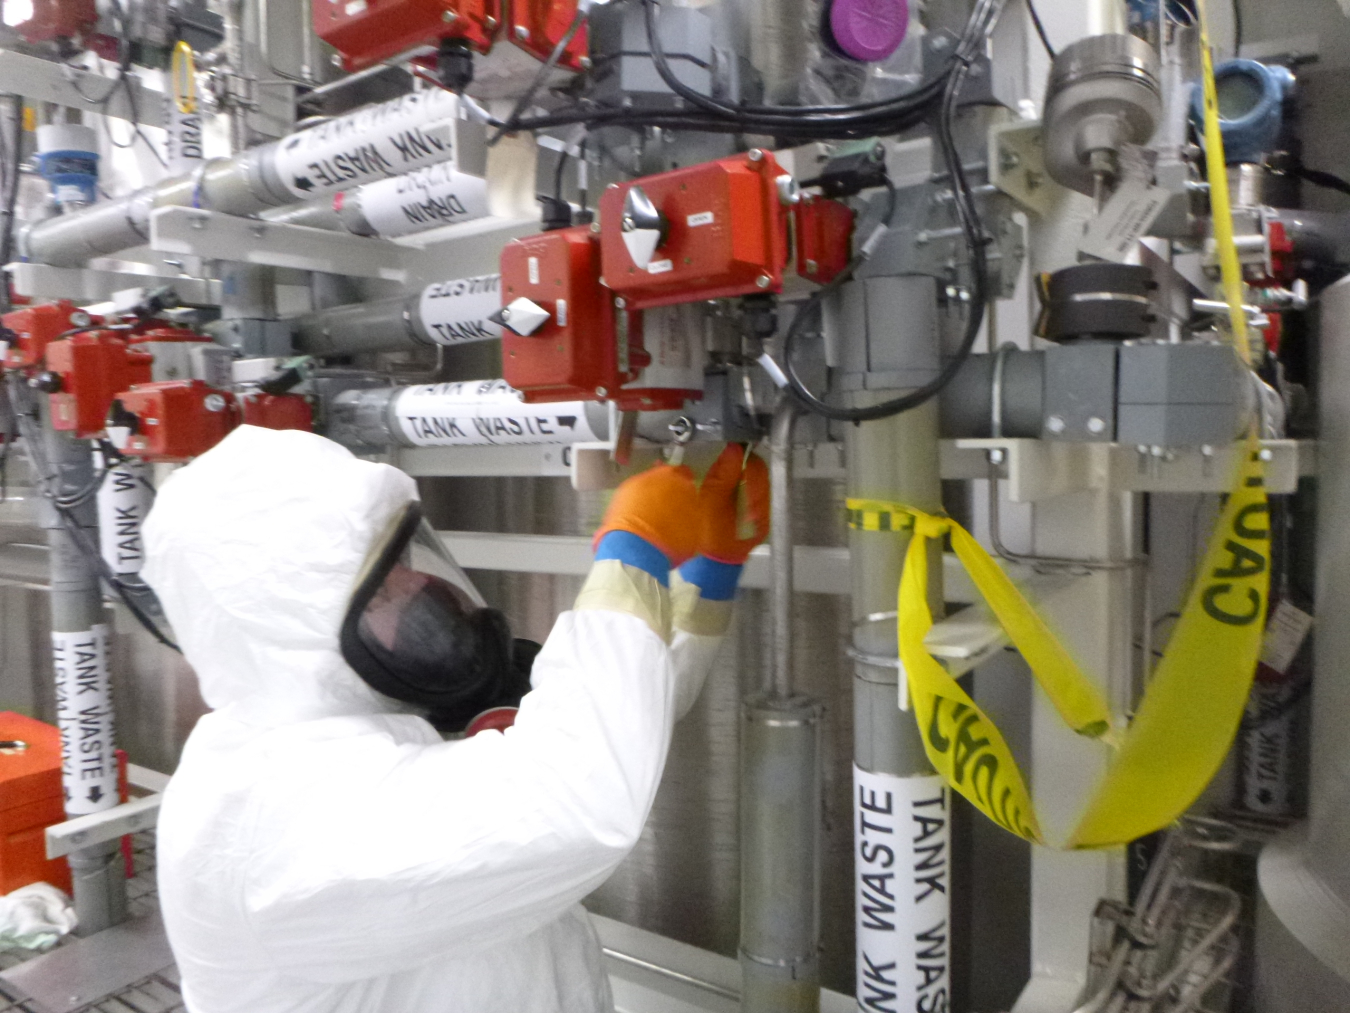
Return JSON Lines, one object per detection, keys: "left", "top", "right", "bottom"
{"left": 0, "top": 882, "right": 77, "bottom": 950}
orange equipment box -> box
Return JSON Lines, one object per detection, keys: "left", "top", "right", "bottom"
{"left": 0, "top": 713, "right": 72, "bottom": 895}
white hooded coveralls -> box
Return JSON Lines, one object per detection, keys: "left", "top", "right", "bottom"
{"left": 142, "top": 426, "right": 725, "bottom": 1013}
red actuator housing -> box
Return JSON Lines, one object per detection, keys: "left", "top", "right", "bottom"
{"left": 111, "top": 381, "right": 238, "bottom": 462}
{"left": 314, "top": 0, "right": 500, "bottom": 70}
{"left": 794, "top": 194, "right": 856, "bottom": 285}
{"left": 45, "top": 333, "right": 154, "bottom": 438}
{"left": 500, "top": 225, "right": 648, "bottom": 404}
{"left": 2, "top": 300, "right": 91, "bottom": 371}
{"left": 239, "top": 392, "right": 315, "bottom": 432}
{"left": 598, "top": 151, "right": 792, "bottom": 310}
{"left": 509, "top": 0, "right": 588, "bottom": 72}
{"left": 11, "top": 0, "right": 97, "bottom": 44}
{"left": 112, "top": 383, "right": 314, "bottom": 462}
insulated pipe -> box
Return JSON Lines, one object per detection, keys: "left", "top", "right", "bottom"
{"left": 294, "top": 273, "right": 503, "bottom": 355}
{"left": 22, "top": 88, "right": 467, "bottom": 267}
{"left": 848, "top": 394, "right": 950, "bottom": 1012}
{"left": 36, "top": 405, "right": 126, "bottom": 936}
{"left": 1255, "top": 275, "right": 1350, "bottom": 1009}
{"left": 739, "top": 397, "right": 822, "bottom": 1013}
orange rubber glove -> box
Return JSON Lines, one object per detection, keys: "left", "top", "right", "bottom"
{"left": 695, "top": 443, "right": 770, "bottom": 565}
{"left": 593, "top": 463, "right": 701, "bottom": 571}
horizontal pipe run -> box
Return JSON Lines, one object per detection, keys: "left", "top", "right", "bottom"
{"left": 23, "top": 89, "right": 472, "bottom": 267}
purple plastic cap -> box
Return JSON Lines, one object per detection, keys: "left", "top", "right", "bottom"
{"left": 827, "top": 0, "right": 910, "bottom": 63}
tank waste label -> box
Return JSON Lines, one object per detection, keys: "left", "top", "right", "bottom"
{"left": 274, "top": 89, "right": 460, "bottom": 199}
{"left": 417, "top": 274, "right": 502, "bottom": 345}
{"left": 359, "top": 162, "right": 490, "bottom": 238}
{"left": 854, "top": 768, "right": 949, "bottom": 1013}
{"left": 97, "top": 458, "right": 153, "bottom": 575}
{"left": 849, "top": 436, "right": 1269, "bottom": 849}
{"left": 53, "top": 625, "right": 118, "bottom": 815}
{"left": 394, "top": 379, "right": 598, "bottom": 447}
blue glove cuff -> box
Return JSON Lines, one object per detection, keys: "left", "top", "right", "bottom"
{"left": 595, "top": 531, "right": 671, "bottom": 586}
{"left": 677, "top": 556, "right": 743, "bottom": 601}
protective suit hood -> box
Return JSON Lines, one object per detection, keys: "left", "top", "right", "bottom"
{"left": 142, "top": 425, "right": 419, "bottom": 727}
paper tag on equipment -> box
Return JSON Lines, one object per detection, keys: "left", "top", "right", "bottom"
{"left": 1258, "top": 600, "right": 1313, "bottom": 677}
{"left": 53, "top": 625, "right": 118, "bottom": 815}
{"left": 1079, "top": 144, "right": 1169, "bottom": 263}
{"left": 854, "top": 768, "right": 950, "bottom": 1013}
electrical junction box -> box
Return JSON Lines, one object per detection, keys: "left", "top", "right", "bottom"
{"left": 499, "top": 226, "right": 648, "bottom": 405}
{"left": 2, "top": 300, "right": 91, "bottom": 371}
{"left": 1116, "top": 341, "right": 1246, "bottom": 447}
{"left": 794, "top": 194, "right": 855, "bottom": 285}
{"left": 598, "top": 151, "right": 793, "bottom": 310}
{"left": 45, "top": 333, "right": 154, "bottom": 439}
{"left": 0, "top": 713, "right": 72, "bottom": 897}
{"left": 128, "top": 327, "right": 214, "bottom": 383}
{"left": 588, "top": 3, "right": 712, "bottom": 108}
{"left": 314, "top": 0, "right": 500, "bottom": 71}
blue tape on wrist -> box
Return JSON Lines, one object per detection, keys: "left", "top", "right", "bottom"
{"left": 678, "top": 556, "right": 743, "bottom": 601}
{"left": 595, "top": 531, "right": 671, "bottom": 585}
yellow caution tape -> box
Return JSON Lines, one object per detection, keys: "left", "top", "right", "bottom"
{"left": 1195, "top": 0, "right": 1251, "bottom": 364}
{"left": 172, "top": 41, "right": 198, "bottom": 115}
{"left": 849, "top": 440, "right": 1270, "bottom": 849}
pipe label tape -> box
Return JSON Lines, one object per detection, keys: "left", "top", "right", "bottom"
{"left": 849, "top": 438, "right": 1269, "bottom": 849}
{"left": 53, "top": 625, "right": 119, "bottom": 815}
{"left": 854, "top": 768, "right": 950, "bottom": 1013}
{"left": 393, "top": 380, "right": 599, "bottom": 447}
{"left": 274, "top": 89, "right": 461, "bottom": 200}
{"left": 359, "top": 162, "right": 490, "bottom": 239}
{"left": 417, "top": 273, "right": 503, "bottom": 345}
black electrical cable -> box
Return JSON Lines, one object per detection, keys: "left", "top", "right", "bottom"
{"left": 7, "top": 375, "right": 180, "bottom": 651}
{"left": 1232, "top": 0, "right": 1243, "bottom": 53}
{"left": 1293, "top": 165, "right": 1350, "bottom": 198}
{"left": 490, "top": 5, "right": 589, "bottom": 145}
{"left": 0, "top": 94, "right": 22, "bottom": 315}
{"left": 780, "top": 60, "right": 990, "bottom": 423}
{"left": 1027, "top": 0, "right": 1056, "bottom": 59}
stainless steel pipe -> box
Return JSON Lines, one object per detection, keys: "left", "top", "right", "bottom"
{"left": 22, "top": 88, "right": 470, "bottom": 267}
{"left": 739, "top": 396, "right": 822, "bottom": 1013}
{"left": 34, "top": 400, "right": 127, "bottom": 936}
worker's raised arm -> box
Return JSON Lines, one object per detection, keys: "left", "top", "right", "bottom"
{"left": 240, "top": 462, "right": 709, "bottom": 982}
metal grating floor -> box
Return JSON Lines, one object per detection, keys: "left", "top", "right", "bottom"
{"left": 0, "top": 834, "right": 185, "bottom": 1013}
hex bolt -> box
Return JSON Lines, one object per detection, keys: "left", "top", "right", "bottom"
{"left": 614, "top": 297, "right": 626, "bottom": 309}
{"left": 1046, "top": 415, "right": 1066, "bottom": 434}
{"left": 515, "top": 25, "right": 530, "bottom": 39}
{"left": 747, "top": 148, "right": 764, "bottom": 162}
{"left": 755, "top": 274, "right": 772, "bottom": 289}
{"left": 595, "top": 387, "right": 608, "bottom": 397}
{"left": 442, "top": 9, "right": 457, "bottom": 20}
{"left": 1086, "top": 416, "right": 1106, "bottom": 435}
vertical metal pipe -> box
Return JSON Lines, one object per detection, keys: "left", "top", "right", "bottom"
{"left": 848, "top": 396, "right": 951, "bottom": 1012}
{"left": 739, "top": 396, "right": 821, "bottom": 1013}
{"left": 37, "top": 404, "right": 126, "bottom": 936}
{"left": 769, "top": 399, "right": 803, "bottom": 698}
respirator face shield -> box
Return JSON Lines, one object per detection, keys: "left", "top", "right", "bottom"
{"left": 340, "top": 501, "right": 531, "bottom": 731}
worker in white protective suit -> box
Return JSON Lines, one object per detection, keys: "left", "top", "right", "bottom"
{"left": 141, "top": 424, "right": 769, "bottom": 1013}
